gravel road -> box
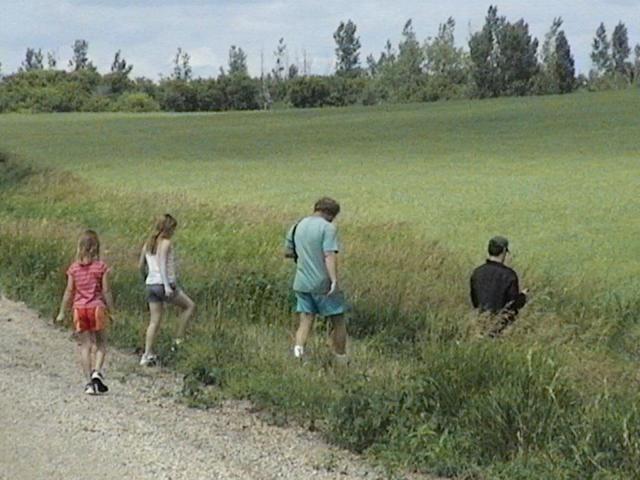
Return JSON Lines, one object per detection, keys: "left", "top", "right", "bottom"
{"left": 0, "top": 296, "right": 427, "bottom": 480}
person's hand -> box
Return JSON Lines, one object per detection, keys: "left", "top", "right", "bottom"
{"left": 164, "top": 285, "right": 174, "bottom": 298}
{"left": 327, "top": 281, "right": 338, "bottom": 296}
{"left": 55, "top": 312, "right": 65, "bottom": 324}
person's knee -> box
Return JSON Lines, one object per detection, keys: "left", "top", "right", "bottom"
{"left": 95, "top": 332, "right": 107, "bottom": 348}
{"left": 187, "top": 299, "right": 196, "bottom": 315}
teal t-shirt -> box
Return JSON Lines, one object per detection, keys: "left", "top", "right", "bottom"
{"left": 285, "top": 216, "right": 340, "bottom": 293}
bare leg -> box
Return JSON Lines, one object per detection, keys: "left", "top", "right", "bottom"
{"left": 171, "top": 290, "right": 196, "bottom": 340}
{"left": 145, "top": 302, "right": 164, "bottom": 356}
{"left": 78, "top": 332, "right": 92, "bottom": 380}
{"left": 328, "top": 314, "right": 347, "bottom": 355}
{"left": 94, "top": 330, "right": 107, "bottom": 372}
{"left": 295, "top": 313, "right": 315, "bottom": 355}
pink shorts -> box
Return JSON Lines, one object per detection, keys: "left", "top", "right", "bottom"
{"left": 73, "top": 306, "right": 107, "bottom": 333}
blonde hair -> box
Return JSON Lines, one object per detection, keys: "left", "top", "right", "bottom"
{"left": 76, "top": 229, "right": 100, "bottom": 263}
{"left": 146, "top": 214, "right": 178, "bottom": 254}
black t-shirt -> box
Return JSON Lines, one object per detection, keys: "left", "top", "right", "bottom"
{"left": 470, "top": 260, "right": 527, "bottom": 314}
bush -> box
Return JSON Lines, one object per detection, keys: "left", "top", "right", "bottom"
{"left": 81, "top": 95, "right": 115, "bottom": 112}
{"left": 288, "top": 76, "right": 332, "bottom": 108}
{"left": 116, "top": 92, "right": 160, "bottom": 112}
{"left": 158, "top": 79, "right": 198, "bottom": 112}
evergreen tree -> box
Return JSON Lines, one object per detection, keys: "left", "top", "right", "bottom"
{"left": 69, "top": 40, "right": 94, "bottom": 71}
{"left": 228, "top": 45, "right": 248, "bottom": 76}
{"left": 496, "top": 19, "right": 539, "bottom": 96}
{"left": 611, "top": 22, "right": 631, "bottom": 78}
{"left": 333, "top": 20, "right": 361, "bottom": 77}
{"left": 555, "top": 31, "right": 575, "bottom": 93}
{"left": 591, "top": 23, "right": 612, "bottom": 76}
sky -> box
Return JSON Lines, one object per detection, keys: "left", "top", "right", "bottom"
{"left": 1, "top": 0, "right": 638, "bottom": 79}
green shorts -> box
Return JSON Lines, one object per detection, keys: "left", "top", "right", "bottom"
{"left": 295, "top": 291, "right": 346, "bottom": 317}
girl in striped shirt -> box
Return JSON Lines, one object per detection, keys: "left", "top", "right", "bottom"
{"left": 57, "top": 230, "right": 114, "bottom": 395}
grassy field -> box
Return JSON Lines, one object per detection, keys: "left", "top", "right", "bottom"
{"left": 2, "top": 89, "right": 640, "bottom": 478}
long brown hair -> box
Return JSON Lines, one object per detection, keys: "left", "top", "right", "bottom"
{"left": 146, "top": 214, "right": 177, "bottom": 254}
{"left": 76, "top": 229, "right": 100, "bottom": 263}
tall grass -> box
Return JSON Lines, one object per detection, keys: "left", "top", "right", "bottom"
{"left": 2, "top": 154, "right": 640, "bottom": 478}
{"left": 2, "top": 91, "right": 640, "bottom": 477}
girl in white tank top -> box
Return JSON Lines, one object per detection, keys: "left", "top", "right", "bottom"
{"left": 138, "top": 214, "right": 196, "bottom": 366}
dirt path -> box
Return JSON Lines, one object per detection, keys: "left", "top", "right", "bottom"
{"left": 0, "top": 296, "right": 412, "bottom": 480}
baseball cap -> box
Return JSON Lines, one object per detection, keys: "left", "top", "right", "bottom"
{"left": 488, "top": 236, "right": 509, "bottom": 254}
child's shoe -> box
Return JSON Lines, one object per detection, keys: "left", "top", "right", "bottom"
{"left": 139, "top": 353, "right": 157, "bottom": 367}
{"left": 84, "top": 382, "right": 97, "bottom": 395}
{"left": 91, "top": 370, "right": 109, "bottom": 394}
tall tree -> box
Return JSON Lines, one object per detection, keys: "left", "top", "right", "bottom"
{"left": 272, "top": 37, "right": 287, "bottom": 81}
{"left": 172, "top": 47, "right": 192, "bottom": 81}
{"left": 21, "top": 48, "right": 44, "bottom": 71}
{"left": 634, "top": 44, "right": 640, "bottom": 84}
{"left": 333, "top": 19, "right": 361, "bottom": 77}
{"left": 541, "top": 17, "right": 563, "bottom": 68}
{"left": 424, "top": 17, "right": 468, "bottom": 95}
{"left": 47, "top": 51, "right": 57, "bottom": 69}
{"left": 537, "top": 17, "right": 564, "bottom": 93}
{"left": 228, "top": 45, "right": 248, "bottom": 76}
{"left": 555, "top": 31, "right": 575, "bottom": 93}
{"left": 611, "top": 21, "right": 631, "bottom": 77}
{"left": 469, "top": 5, "right": 504, "bottom": 97}
{"left": 111, "top": 50, "right": 133, "bottom": 75}
{"left": 68, "top": 39, "right": 94, "bottom": 71}
{"left": 495, "top": 18, "right": 539, "bottom": 95}
{"left": 591, "top": 23, "right": 612, "bottom": 76}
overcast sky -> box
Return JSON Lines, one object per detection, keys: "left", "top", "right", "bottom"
{"left": 1, "top": 0, "right": 638, "bottom": 79}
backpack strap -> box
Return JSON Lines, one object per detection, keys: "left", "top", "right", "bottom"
{"left": 291, "top": 221, "right": 300, "bottom": 263}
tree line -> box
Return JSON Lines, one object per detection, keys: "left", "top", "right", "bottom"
{"left": 1, "top": 5, "right": 638, "bottom": 113}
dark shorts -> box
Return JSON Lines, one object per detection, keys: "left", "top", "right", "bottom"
{"left": 146, "top": 284, "right": 179, "bottom": 303}
{"left": 295, "top": 291, "right": 346, "bottom": 317}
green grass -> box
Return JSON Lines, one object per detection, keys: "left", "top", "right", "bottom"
{"left": 2, "top": 89, "right": 640, "bottom": 478}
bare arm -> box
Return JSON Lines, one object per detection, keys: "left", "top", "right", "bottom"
{"left": 325, "top": 251, "right": 338, "bottom": 295}
{"left": 102, "top": 270, "right": 115, "bottom": 313}
{"left": 56, "top": 275, "right": 74, "bottom": 322}
{"left": 157, "top": 238, "right": 174, "bottom": 295}
{"left": 138, "top": 245, "right": 147, "bottom": 282}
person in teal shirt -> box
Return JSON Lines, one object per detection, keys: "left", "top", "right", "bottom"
{"left": 284, "top": 197, "right": 347, "bottom": 362}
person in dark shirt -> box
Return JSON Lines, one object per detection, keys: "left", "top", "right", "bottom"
{"left": 470, "top": 236, "right": 528, "bottom": 336}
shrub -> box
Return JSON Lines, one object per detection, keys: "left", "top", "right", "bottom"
{"left": 116, "top": 92, "right": 160, "bottom": 112}
{"left": 288, "top": 76, "right": 332, "bottom": 108}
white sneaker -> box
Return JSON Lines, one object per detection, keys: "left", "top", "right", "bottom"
{"left": 293, "top": 345, "right": 304, "bottom": 359}
{"left": 139, "top": 353, "right": 157, "bottom": 366}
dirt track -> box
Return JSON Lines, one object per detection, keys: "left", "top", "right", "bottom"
{"left": 0, "top": 296, "right": 413, "bottom": 480}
